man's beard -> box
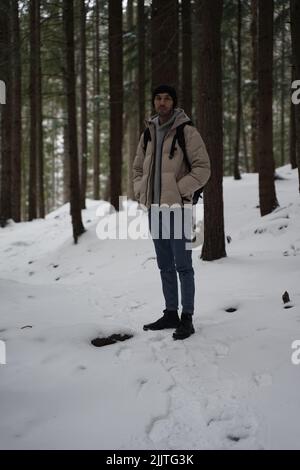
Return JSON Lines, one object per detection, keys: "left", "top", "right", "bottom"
{"left": 158, "top": 108, "right": 173, "bottom": 116}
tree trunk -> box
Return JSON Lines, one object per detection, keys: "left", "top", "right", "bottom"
{"left": 63, "top": 0, "right": 85, "bottom": 243}
{"left": 109, "top": 0, "right": 123, "bottom": 210}
{"left": 258, "top": 0, "right": 279, "bottom": 216}
{"left": 241, "top": 108, "right": 250, "bottom": 173}
{"left": 93, "top": 0, "right": 100, "bottom": 200}
{"left": 0, "top": 0, "right": 11, "bottom": 227}
{"left": 80, "top": 0, "right": 88, "bottom": 209}
{"left": 290, "top": 91, "right": 297, "bottom": 169}
{"left": 181, "top": 0, "right": 192, "bottom": 118}
{"left": 137, "top": 0, "right": 145, "bottom": 136}
{"left": 290, "top": 0, "right": 300, "bottom": 192}
{"left": 234, "top": 0, "right": 242, "bottom": 180}
{"left": 251, "top": 0, "right": 258, "bottom": 173}
{"left": 10, "top": 0, "right": 22, "bottom": 223}
{"left": 51, "top": 101, "right": 56, "bottom": 212}
{"left": 29, "top": 0, "right": 38, "bottom": 221}
{"left": 197, "top": 0, "right": 226, "bottom": 261}
{"left": 63, "top": 119, "right": 70, "bottom": 203}
{"left": 36, "top": 0, "right": 44, "bottom": 219}
{"left": 151, "top": 0, "right": 179, "bottom": 92}
{"left": 126, "top": 0, "right": 137, "bottom": 201}
{"left": 280, "top": 1, "right": 286, "bottom": 167}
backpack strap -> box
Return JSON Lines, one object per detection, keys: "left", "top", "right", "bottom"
{"left": 169, "top": 121, "right": 204, "bottom": 204}
{"left": 169, "top": 121, "right": 193, "bottom": 166}
{"left": 143, "top": 127, "right": 151, "bottom": 152}
{"left": 177, "top": 121, "right": 193, "bottom": 169}
{"left": 169, "top": 133, "right": 178, "bottom": 160}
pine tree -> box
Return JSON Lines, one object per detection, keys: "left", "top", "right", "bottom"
{"left": 198, "top": 0, "right": 227, "bottom": 261}
{"left": 63, "top": 0, "right": 85, "bottom": 242}
{"left": 258, "top": 0, "right": 279, "bottom": 215}
{"left": 108, "top": 0, "right": 123, "bottom": 210}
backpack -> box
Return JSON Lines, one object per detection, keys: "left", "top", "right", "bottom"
{"left": 143, "top": 121, "right": 204, "bottom": 205}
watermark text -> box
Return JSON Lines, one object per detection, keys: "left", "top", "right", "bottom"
{"left": 291, "top": 340, "right": 300, "bottom": 365}
{"left": 291, "top": 80, "right": 300, "bottom": 105}
{"left": 0, "top": 340, "right": 6, "bottom": 365}
{"left": 0, "top": 80, "right": 6, "bottom": 104}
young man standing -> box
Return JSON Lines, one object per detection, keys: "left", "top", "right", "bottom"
{"left": 132, "top": 85, "right": 211, "bottom": 339}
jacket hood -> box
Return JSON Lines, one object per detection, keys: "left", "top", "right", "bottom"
{"left": 145, "top": 108, "right": 191, "bottom": 130}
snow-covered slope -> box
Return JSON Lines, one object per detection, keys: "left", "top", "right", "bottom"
{"left": 0, "top": 165, "right": 299, "bottom": 450}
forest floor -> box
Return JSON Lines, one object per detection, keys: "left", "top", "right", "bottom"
{"left": 1, "top": 165, "right": 300, "bottom": 450}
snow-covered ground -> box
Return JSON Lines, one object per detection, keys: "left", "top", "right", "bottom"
{"left": 0, "top": 165, "right": 300, "bottom": 450}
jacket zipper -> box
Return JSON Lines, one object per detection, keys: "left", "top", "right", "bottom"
{"left": 159, "top": 129, "right": 174, "bottom": 206}
{"left": 145, "top": 126, "right": 156, "bottom": 207}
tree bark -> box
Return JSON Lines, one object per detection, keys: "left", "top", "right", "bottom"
{"left": 137, "top": 0, "right": 145, "bottom": 136}
{"left": 126, "top": 0, "right": 138, "bottom": 201}
{"left": 241, "top": 108, "right": 250, "bottom": 173}
{"left": 36, "top": 0, "right": 44, "bottom": 219}
{"left": 290, "top": 91, "right": 297, "bottom": 169}
{"left": 181, "top": 0, "right": 192, "bottom": 118}
{"left": 251, "top": 0, "right": 258, "bottom": 173}
{"left": 258, "top": 0, "right": 279, "bottom": 216}
{"left": 290, "top": 0, "right": 300, "bottom": 191}
{"left": 197, "top": 0, "right": 226, "bottom": 261}
{"left": 0, "top": 0, "right": 12, "bottom": 227}
{"left": 29, "top": 0, "right": 38, "bottom": 221}
{"left": 280, "top": 1, "right": 286, "bottom": 167}
{"left": 63, "top": 0, "right": 85, "bottom": 242}
{"left": 151, "top": 0, "right": 179, "bottom": 92}
{"left": 80, "top": 0, "right": 88, "bottom": 209}
{"left": 10, "top": 0, "right": 22, "bottom": 222}
{"left": 234, "top": 0, "right": 242, "bottom": 180}
{"left": 109, "top": 0, "right": 123, "bottom": 210}
{"left": 63, "top": 119, "right": 70, "bottom": 203}
{"left": 93, "top": 0, "right": 100, "bottom": 200}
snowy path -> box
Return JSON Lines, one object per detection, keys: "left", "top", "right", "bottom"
{"left": 1, "top": 166, "right": 300, "bottom": 449}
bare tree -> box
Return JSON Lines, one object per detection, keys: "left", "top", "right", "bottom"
{"left": 125, "top": 0, "right": 138, "bottom": 201}
{"left": 251, "top": 0, "right": 258, "bottom": 173}
{"left": 93, "top": 0, "right": 100, "bottom": 200}
{"left": 151, "top": 0, "right": 179, "bottom": 91}
{"left": 197, "top": 0, "right": 226, "bottom": 261}
{"left": 137, "top": 0, "right": 145, "bottom": 136}
{"left": 36, "top": 0, "right": 44, "bottom": 219}
{"left": 63, "top": 0, "right": 85, "bottom": 242}
{"left": 28, "top": 0, "right": 38, "bottom": 221}
{"left": 108, "top": 0, "right": 123, "bottom": 210}
{"left": 11, "top": 0, "right": 22, "bottom": 222}
{"left": 290, "top": 82, "right": 297, "bottom": 169}
{"left": 0, "top": 0, "right": 11, "bottom": 227}
{"left": 234, "top": 0, "right": 242, "bottom": 180}
{"left": 290, "top": 0, "right": 300, "bottom": 192}
{"left": 257, "top": 0, "right": 279, "bottom": 216}
{"left": 181, "top": 0, "right": 192, "bottom": 118}
{"left": 80, "top": 0, "right": 88, "bottom": 209}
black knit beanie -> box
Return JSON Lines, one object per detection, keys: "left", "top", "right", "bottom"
{"left": 152, "top": 84, "right": 177, "bottom": 108}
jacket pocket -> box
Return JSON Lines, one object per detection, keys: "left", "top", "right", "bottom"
{"left": 134, "top": 179, "right": 141, "bottom": 200}
{"left": 137, "top": 174, "right": 148, "bottom": 204}
{"left": 160, "top": 172, "right": 182, "bottom": 206}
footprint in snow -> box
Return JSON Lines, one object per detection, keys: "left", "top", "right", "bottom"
{"left": 214, "top": 342, "right": 230, "bottom": 358}
{"left": 116, "top": 346, "right": 133, "bottom": 361}
{"left": 225, "top": 307, "right": 238, "bottom": 313}
{"left": 253, "top": 373, "right": 272, "bottom": 387}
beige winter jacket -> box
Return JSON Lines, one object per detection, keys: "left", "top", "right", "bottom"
{"left": 132, "top": 108, "right": 211, "bottom": 209}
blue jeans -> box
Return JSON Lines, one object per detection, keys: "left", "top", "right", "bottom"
{"left": 148, "top": 206, "right": 195, "bottom": 315}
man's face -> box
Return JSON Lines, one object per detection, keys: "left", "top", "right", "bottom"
{"left": 154, "top": 93, "right": 174, "bottom": 116}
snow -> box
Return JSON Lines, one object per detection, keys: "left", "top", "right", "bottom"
{"left": 0, "top": 165, "right": 300, "bottom": 450}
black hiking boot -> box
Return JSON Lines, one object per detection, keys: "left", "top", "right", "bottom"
{"left": 143, "top": 309, "right": 180, "bottom": 331}
{"left": 173, "top": 313, "right": 195, "bottom": 340}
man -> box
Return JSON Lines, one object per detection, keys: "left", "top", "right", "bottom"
{"left": 132, "top": 84, "right": 211, "bottom": 340}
